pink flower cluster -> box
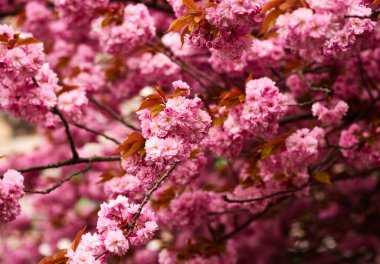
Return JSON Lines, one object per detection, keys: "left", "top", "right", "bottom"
{"left": 230, "top": 127, "right": 325, "bottom": 214}
{"left": 204, "top": 77, "right": 288, "bottom": 156}
{"left": 122, "top": 81, "right": 211, "bottom": 184}
{"left": 67, "top": 195, "right": 158, "bottom": 262}
{"left": 183, "top": 0, "right": 263, "bottom": 59}
{"left": 0, "top": 25, "right": 44, "bottom": 78}
{"left": 170, "top": 149, "right": 207, "bottom": 186}
{"left": 259, "top": 127, "right": 326, "bottom": 184}
{"left": 0, "top": 25, "right": 92, "bottom": 124}
{"left": 21, "top": 1, "right": 54, "bottom": 44}
{"left": 54, "top": 0, "right": 109, "bottom": 26}
{"left": 340, "top": 123, "right": 380, "bottom": 169}
{"left": 211, "top": 37, "right": 285, "bottom": 76}
{"left": 97, "top": 195, "right": 158, "bottom": 252}
{"left": 156, "top": 189, "right": 222, "bottom": 228}
{"left": 206, "top": 0, "right": 263, "bottom": 30}
{"left": 127, "top": 52, "right": 181, "bottom": 87}
{"left": 312, "top": 100, "right": 349, "bottom": 123}
{"left": 91, "top": 4, "right": 156, "bottom": 54}
{"left": 0, "top": 25, "right": 60, "bottom": 125}
{"left": 0, "top": 170, "right": 24, "bottom": 224}
{"left": 66, "top": 232, "right": 105, "bottom": 264}
{"left": 103, "top": 174, "right": 144, "bottom": 200}
{"left": 275, "top": 1, "right": 375, "bottom": 58}
{"left": 0, "top": 62, "right": 59, "bottom": 126}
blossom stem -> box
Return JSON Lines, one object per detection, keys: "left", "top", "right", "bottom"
{"left": 87, "top": 95, "right": 140, "bottom": 131}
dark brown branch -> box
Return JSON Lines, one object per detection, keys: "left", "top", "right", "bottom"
{"left": 297, "top": 72, "right": 332, "bottom": 95}
{"left": 218, "top": 199, "right": 284, "bottom": 241}
{"left": 278, "top": 113, "right": 313, "bottom": 125}
{"left": 0, "top": 156, "right": 120, "bottom": 178}
{"left": 52, "top": 107, "right": 79, "bottom": 160}
{"left": 208, "top": 208, "right": 249, "bottom": 216}
{"left": 152, "top": 39, "right": 225, "bottom": 90}
{"left": 288, "top": 96, "right": 328, "bottom": 107}
{"left": 125, "top": 163, "right": 178, "bottom": 235}
{"left": 223, "top": 183, "right": 309, "bottom": 204}
{"left": 357, "top": 55, "right": 375, "bottom": 103}
{"left": 87, "top": 95, "right": 140, "bottom": 131}
{"left": 344, "top": 10, "right": 380, "bottom": 20}
{"left": 24, "top": 162, "right": 93, "bottom": 194}
{"left": 147, "top": 43, "right": 217, "bottom": 94}
{"left": 96, "top": 163, "right": 178, "bottom": 260}
{"left": 73, "top": 122, "right": 121, "bottom": 145}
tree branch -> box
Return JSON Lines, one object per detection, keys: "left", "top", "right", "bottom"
{"left": 147, "top": 43, "right": 217, "bottom": 94}
{"left": 125, "top": 162, "right": 178, "bottom": 235}
{"left": 87, "top": 95, "right": 140, "bottom": 131}
{"left": 73, "top": 122, "right": 121, "bottom": 145}
{"left": 24, "top": 162, "right": 93, "bottom": 194}
{"left": 52, "top": 107, "right": 79, "bottom": 160}
{"left": 96, "top": 163, "right": 178, "bottom": 260}
{"left": 218, "top": 200, "right": 282, "bottom": 242}
{"left": 222, "top": 183, "right": 309, "bottom": 204}
{"left": 278, "top": 113, "right": 313, "bottom": 125}
{"left": 0, "top": 155, "right": 120, "bottom": 178}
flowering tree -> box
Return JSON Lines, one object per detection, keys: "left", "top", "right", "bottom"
{"left": 1, "top": 0, "right": 380, "bottom": 263}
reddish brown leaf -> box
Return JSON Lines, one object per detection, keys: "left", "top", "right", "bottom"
{"left": 137, "top": 89, "right": 166, "bottom": 116}
{"left": 167, "top": 14, "right": 194, "bottom": 32}
{"left": 219, "top": 87, "right": 245, "bottom": 109}
{"left": 261, "top": 0, "right": 286, "bottom": 13}
{"left": 181, "top": 26, "right": 191, "bottom": 46}
{"left": 121, "top": 140, "right": 145, "bottom": 159}
{"left": 116, "top": 132, "right": 146, "bottom": 159}
{"left": 0, "top": 34, "right": 8, "bottom": 43}
{"left": 150, "top": 186, "right": 177, "bottom": 210}
{"left": 150, "top": 104, "right": 166, "bottom": 117}
{"left": 168, "top": 89, "right": 189, "bottom": 99}
{"left": 183, "top": 0, "right": 200, "bottom": 11}
{"left": 97, "top": 172, "right": 117, "bottom": 184}
{"left": 190, "top": 148, "right": 202, "bottom": 158}
{"left": 56, "top": 85, "right": 79, "bottom": 97}
{"left": 39, "top": 249, "right": 68, "bottom": 264}
{"left": 138, "top": 96, "right": 164, "bottom": 111}
{"left": 15, "top": 37, "right": 40, "bottom": 47}
{"left": 313, "top": 171, "right": 331, "bottom": 184}
{"left": 252, "top": 130, "right": 295, "bottom": 159}
{"left": 72, "top": 226, "right": 87, "bottom": 251}
{"left": 259, "top": 8, "right": 285, "bottom": 35}
{"left": 154, "top": 86, "right": 166, "bottom": 100}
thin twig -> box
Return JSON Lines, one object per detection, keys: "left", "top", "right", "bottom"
{"left": 52, "top": 107, "right": 79, "bottom": 160}
{"left": 35, "top": 78, "right": 79, "bottom": 160}
{"left": 288, "top": 96, "right": 328, "bottom": 107}
{"left": 95, "top": 163, "right": 178, "bottom": 260}
{"left": 153, "top": 41, "right": 226, "bottom": 91}
{"left": 278, "top": 113, "right": 313, "bottom": 125}
{"left": 0, "top": 155, "right": 120, "bottom": 178}
{"left": 357, "top": 55, "right": 375, "bottom": 103}
{"left": 147, "top": 43, "right": 215, "bottom": 93}
{"left": 125, "top": 163, "right": 178, "bottom": 235}
{"left": 87, "top": 95, "right": 140, "bottom": 131}
{"left": 223, "top": 183, "right": 309, "bottom": 204}
{"left": 73, "top": 122, "right": 121, "bottom": 145}
{"left": 25, "top": 162, "right": 93, "bottom": 194}
{"left": 218, "top": 199, "right": 287, "bottom": 242}
{"left": 208, "top": 208, "right": 249, "bottom": 216}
